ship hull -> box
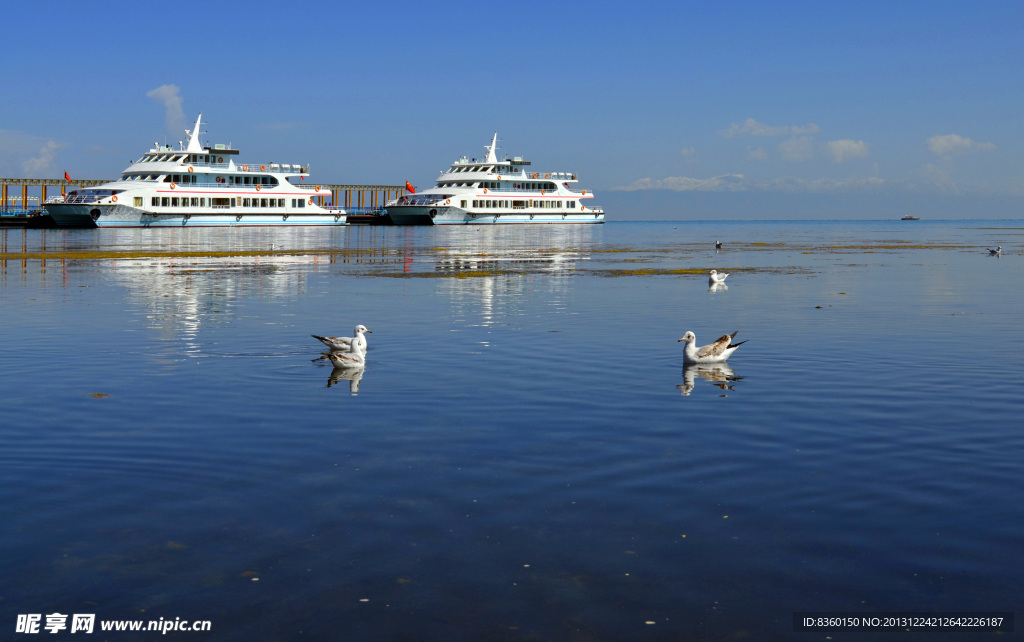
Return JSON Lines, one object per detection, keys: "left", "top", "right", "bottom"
{"left": 45, "top": 203, "right": 347, "bottom": 227}
{"left": 384, "top": 205, "right": 604, "bottom": 225}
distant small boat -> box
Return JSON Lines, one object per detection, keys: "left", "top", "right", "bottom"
{"left": 901, "top": 215, "right": 921, "bottom": 220}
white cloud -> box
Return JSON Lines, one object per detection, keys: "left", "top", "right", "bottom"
{"left": 613, "top": 174, "right": 885, "bottom": 193}
{"left": 719, "top": 118, "right": 820, "bottom": 138}
{"left": 747, "top": 146, "right": 768, "bottom": 161}
{"left": 0, "top": 130, "right": 64, "bottom": 177}
{"left": 147, "top": 84, "right": 186, "bottom": 134}
{"left": 827, "top": 139, "right": 869, "bottom": 163}
{"left": 21, "top": 140, "right": 63, "bottom": 175}
{"left": 778, "top": 135, "right": 815, "bottom": 162}
{"left": 927, "top": 133, "right": 996, "bottom": 156}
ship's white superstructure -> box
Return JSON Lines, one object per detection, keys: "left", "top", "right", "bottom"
{"left": 384, "top": 133, "right": 604, "bottom": 225}
{"left": 45, "top": 114, "right": 346, "bottom": 227}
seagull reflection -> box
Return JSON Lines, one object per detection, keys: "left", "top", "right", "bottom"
{"left": 327, "top": 366, "right": 364, "bottom": 394}
{"left": 708, "top": 281, "right": 728, "bottom": 294}
{"left": 677, "top": 363, "right": 743, "bottom": 397}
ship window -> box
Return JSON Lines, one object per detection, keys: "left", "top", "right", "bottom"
{"left": 461, "top": 200, "right": 467, "bottom": 208}
{"left": 269, "top": 199, "right": 276, "bottom": 208}
{"left": 161, "top": 197, "right": 169, "bottom": 207}
{"left": 171, "top": 197, "right": 179, "bottom": 207}
{"left": 260, "top": 198, "right": 267, "bottom": 207}
{"left": 151, "top": 197, "right": 159, "bottom": 207}
{"left": 133, "top": 197, "right": 142, "bottom": 207}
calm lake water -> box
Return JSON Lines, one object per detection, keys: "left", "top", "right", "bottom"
{"left": 2, "top": 220, "right": 1022, "bottom": 640}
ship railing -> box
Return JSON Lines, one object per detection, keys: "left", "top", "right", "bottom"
{"left": 53, "top": 194, "right": 109, "bottom": 204}
{"left": 165, "top": 182, "right": 280, "bottom": 190}
{"left": 174, "top": 160, "right": 308, "bottom": 173}
{"left": 499, "top": 186, "right": 590, "bottom": 195}
{"left": 387, "top": 197, "right": 449, "bottom": 207}
{"left": 450, "top": 169, "right": 577, "bottom": 180}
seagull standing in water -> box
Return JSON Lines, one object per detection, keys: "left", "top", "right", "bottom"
{"left": 988, "top": 246, "right": 1002, "bottom": 256}
{"left": 313, "top": 325, "right": 371, "bottom": 353}
{"left": 678, "top": 330, "right": 747, "bottom": 364}
{"left": 709, "top": 269, "right": 729, "bottom": 286}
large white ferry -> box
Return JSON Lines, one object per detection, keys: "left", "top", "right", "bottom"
{"left": 384, "top": 134, "right": 604, "bottom": 225}
{"left": 45, "top": 114, "right": 346, "bottom": 227}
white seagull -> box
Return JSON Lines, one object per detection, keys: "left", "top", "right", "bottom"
{"left": 326, "top": 340, "right": 366, "bottom": 369}
{"left": 678, "top": 330, "right": 747, "bottom": 364}
{"left": 715, "top": 240, "right": 723, "bottom": 250}
{"left": 709, "top": 269, "right": 729, "bottom": 286}
{"left": 312, "top": 325, "right": 371, "bottom": 353}
{"left": 988, "top": 246, "right": 1002, "bottom": 256}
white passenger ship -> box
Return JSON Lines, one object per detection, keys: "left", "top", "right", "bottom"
{"left": 45, "top": 114, "right": 346, "bottom": 227}
{"left": 384, "top": 134, "right": 604, "bottom": 225}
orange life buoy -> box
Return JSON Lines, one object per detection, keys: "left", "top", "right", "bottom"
{"left": 580, "top": 205, "right": 584, "bottom": 211}
{"left": 532, "top": 173, "right": 538, "bottom": 178}
{"left": 260, "top": 165, "right": 266, "bottom": 171}
{"left": 170, "top": 183, "right": 176, "bottom": 190}
{"left": 308, "top": 199, "right": 313, "bottom": 206}
{"left": 497, "top": 175, "right": 502, "bottom": 180}
{"left": 445, "top": 199, "right": 451, "bottom": 204}
{"left": 582, "top": 190, "right": 586, "bottom": 195}
{"left": 218, "top": 157, "right": 224, "bottom": 163}
{"left": 315, "top": 185, "right": 320, "bottom": 192}
{"left": 483, "top": 188, "right": 488, "bottom": 194}
{"left": 242, "top": 164, "right": 248, "bottom": 171}
{"left": 545, "top": 173, "right": 549, "bottom": 179}
{"left": 111, "top": 195, "right": 118, "bottom": 202}
{"left": 255, "top": 184, "right": 262, "bottom": 191}
{"left": 541, "top": 190, "right": 545, "bottom": 195}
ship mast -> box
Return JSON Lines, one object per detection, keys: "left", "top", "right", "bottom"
{"left": 484, "top": 132, "right": 499, "bottom": 164}
{"left": 184, "top": 113, "right": 205, "bottom": 153}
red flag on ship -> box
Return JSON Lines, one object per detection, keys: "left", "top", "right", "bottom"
{"left": 405, "top": 181, "right": 415, "bottom": 194}
{"left": 64, "top": 171, "right": 71, "bottom": 181}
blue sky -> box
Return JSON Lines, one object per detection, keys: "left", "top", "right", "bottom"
{"left": 2, "top": 1, "right": 1021, "bottom": 218}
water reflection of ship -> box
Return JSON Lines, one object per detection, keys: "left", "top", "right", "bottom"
{"left": 430, "top": 224, "right": 596, "bottom": 275}
{"left": 677, "top": 363, "right": 743, "bottom": 396}
{"left": 432, "top": 228, "right": 595, "bottom": 328}
{"left": 105, "top": 247, "right": 328, "bottom": 354}
{"left": 327, "top": 366, "right": 364, "bottom": 394}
